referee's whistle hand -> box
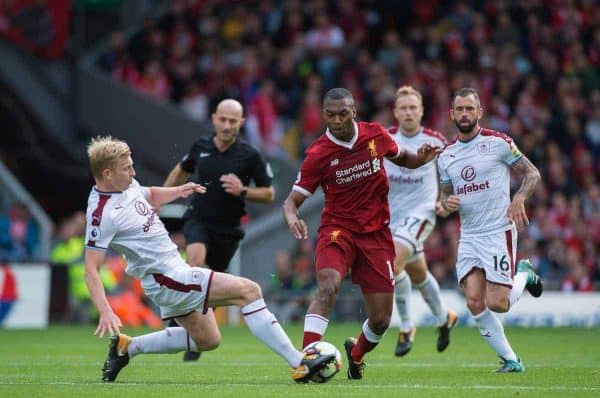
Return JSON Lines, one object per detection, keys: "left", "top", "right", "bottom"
{"left": 220, "top": 173, "right": 243, "bottom": 195}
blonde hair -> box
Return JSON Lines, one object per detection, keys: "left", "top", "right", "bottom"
{"left": 394, "top": 86, "right": 423, "bottom": 106}
{"left": 87, "top": 136, "right": 131, "bottom": 179}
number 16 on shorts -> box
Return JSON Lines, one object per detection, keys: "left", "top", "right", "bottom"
{"left": 493, "top": 255, "right": 511, "bottom": 273}
{"left": 456, "top": 227, "right": 516, "bottom": 286}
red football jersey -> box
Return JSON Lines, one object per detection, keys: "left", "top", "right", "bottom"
{"left": 294, "top": 121, "right": 401, "bottom": 233}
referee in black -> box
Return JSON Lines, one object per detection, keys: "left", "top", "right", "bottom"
{"left": 164, "top": 98, "right": 275, "bottom": 361}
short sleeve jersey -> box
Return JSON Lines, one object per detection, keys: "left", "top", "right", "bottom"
{"left": 385, "top": 126, "right": 447, "bottom": 224}
{"left": 293, "top": 121, "right": 401, "bottom": 233}
{"left": 179, "top": 136, "right": 273, "bottom": 226}
{"left": 85, "top": 179, "right": 181, "bottom": 279}
{"left": 437, "top": 129, "right": 523, "bottom": 237}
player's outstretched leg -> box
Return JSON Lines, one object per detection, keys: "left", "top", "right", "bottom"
{"left": 102, "top": 334, "right": 131, "bottom": 382}
{"left": 394, "top": 271, "right": 414, "bottom": 356}
{"left": 436, "top": 309, "right": 458, "bottom": 352}
{"left": 412, "top": 270, "right": 456, "bottom": 352}
{"left": 472, "top": 308, "right": 524, "bottom": 373}
{"left": 183, "top": 349, "right": 201, "bottom": 361}
{"left": 344, "top": 338, "right": 366, "bottom": 380}
{"left": 167, "top": 318, "right": 201, "bottom": 362}
{"left": 395, "top": 327, "right": 416, "bottom": 357}
{"left": 290, "top": 351, "right": 336, "bottom": 383}
{"left": 497, "top": 357, "right": 525, "bottom": 373}
{"left": 517, "top": 259, "right": 543, "bottom": 297}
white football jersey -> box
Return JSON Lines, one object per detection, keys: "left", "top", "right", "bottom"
{"left": 385, "top": 126, "right": 447, "bottom": 224}
{"left": 437, "top": 128, "right": 523, "bottom": 237}
{"left": 85, "top": 179, "right": 181, "bottom": 279}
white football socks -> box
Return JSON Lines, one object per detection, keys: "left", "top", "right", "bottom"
{"left": 242, "top": 299, "right": 304, "bottom": 368}
{"left": 362, "top": 319, "right": 384, "bottom": 343}
{"left": 128, "top": 327, "right": 197, "bottom": 357}
{"left": 509, "top": 271, "right": 528, "bottom": 308}
{"left": 472, "top": 308, "right": 517, "bottom": 361}
{"left": 415, "top": 271, "right": 448, "bottom": 325}
{"left": 394, "top": 271, "right": 413, "bottom": 330}
{"left": 304, "top": 313, "right": 329, "bottom": 337}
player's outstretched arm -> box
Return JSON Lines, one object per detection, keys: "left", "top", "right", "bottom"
{"left": 388, "top": 143, "right": 441, "bottom": 169}
{"left": 283, "top": 190, "right": 308, "bottom": 240}
{"left": 164, "top": 164, "right": 191, "bottom": 187}
{"left": 508, "top": 156, "right": 541, "bottom": 231}
{"left": 245, "top": 185, "right": 275, "bottom": 203}
{"left": 438, "top": 182, "right": 460, "bottom": 217}
{"left": 147, "top": 183, "right": 206, "bottom": 208}
{"left": 84, "top": 248, "right": 122, "bottom": 338}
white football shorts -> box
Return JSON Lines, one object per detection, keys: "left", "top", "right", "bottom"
{"left": 456, "top": 225, "right": 518, "bottom": 287}
{"left": 141, "top": 264, "right": 214, "bottom": 320}
{"left": 390, "top": 216, "right": 435, "bottom": 263}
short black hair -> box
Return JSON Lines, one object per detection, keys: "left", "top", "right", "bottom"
{"left": 451, "top": 87, "right": 480, "bottom": 107}
{"left": 323, "top": 88, "right": 354, "bottom": 107}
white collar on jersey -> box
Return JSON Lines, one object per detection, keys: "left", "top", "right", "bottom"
{"left": 457, "top": 128, "right": 483, "bottom": 144}
{"left": 397, "top": 126, "right": 422, "bottom": 138}
{"left": 94, "top": 186, "right": 123, "bottom": 195}
{"left": 325, "top": 121, "right": 358, "bottom": 149}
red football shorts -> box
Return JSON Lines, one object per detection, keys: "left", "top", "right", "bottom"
{"left": 315, "top": 225, "right": 395, "bottom": 294}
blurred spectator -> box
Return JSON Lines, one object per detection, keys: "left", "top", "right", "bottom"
{"left": 298, "top": 90, "right": 323, "bottom": 154}
{"left": 133, "top": 59, "right": 171, "bottom": 102}
{"left": 50, "top": 212, "right": 116, "bottom": 322}
{"left": 561, "top": 249, "right": 595, "bottom": 292}
{"left": 266, "top": 249, "right": 312, "bottom": 324}
{"left": 585, "top": 91, "right": 600, "bottom": 156}
{"left": 180, "top": 80, "right": 209, "bottom": 121}
{"left": 98, "top": 31, "right": 127, "bottom": 72}
{"left": 104, "top": 254, "right": 162, "bottom": 328}
{"left": 291, "top": 238, "right": 317, "bottom": 291}
{"left": 246, "top": 79, "right": 284, "bottom": 157}
{"left": 111, "top": 53, "right": 140, "bottom": 86}
{"left": 0, "top": 203, "right": 39, "bottom": 261}
{"left": 423, "top": 229, "right": 455, "bottom": 289}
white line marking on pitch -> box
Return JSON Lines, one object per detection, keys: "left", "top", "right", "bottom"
{"left": 0, "top": 381, "right": 598, "bottom": 391}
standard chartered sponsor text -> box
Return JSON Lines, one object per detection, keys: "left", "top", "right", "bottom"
{"left": 335, "top": 160, "right": 373, "bottom": 184}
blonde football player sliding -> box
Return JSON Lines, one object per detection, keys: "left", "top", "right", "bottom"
{"left": 84, "top": 136, "right": 333, "bottom": 383}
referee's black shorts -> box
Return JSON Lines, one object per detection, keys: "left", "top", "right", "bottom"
{"left": 182, "top": 217, "right": 244, "bottom": 272}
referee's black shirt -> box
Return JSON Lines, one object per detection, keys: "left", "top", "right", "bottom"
{"left": 179, "top": 135, "right": 273, "bottom": 228}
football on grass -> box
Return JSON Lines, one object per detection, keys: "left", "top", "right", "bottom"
{"left": 302, "top": 341, "right": 342, "bottom": 383}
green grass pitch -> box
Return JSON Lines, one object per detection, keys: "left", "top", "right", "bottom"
{"left": 1, "top": 324, "right": 598, "bottom": 397}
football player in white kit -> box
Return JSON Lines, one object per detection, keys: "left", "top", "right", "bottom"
{"left": 84, "top": 136, "right": 333, "bottom": 383}
{"left": 437, "top": 88, "right": 543, "bottom": 373}
{"left": 385, "top": 86, "right": 457, "bottom": 357}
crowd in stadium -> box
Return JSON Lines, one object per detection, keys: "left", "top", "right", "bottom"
{"left": 96, "top": 0, "right": 599, "bottom": 295}
{"left": 2, "top": 1, "right": 599, "bottom": 323}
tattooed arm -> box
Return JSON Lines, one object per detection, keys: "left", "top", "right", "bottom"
{"left": 508, "top": 156, "right": 541, "bottom": 231}
{"left": 437, "top": 182, "right": 460, "bottom": 217}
